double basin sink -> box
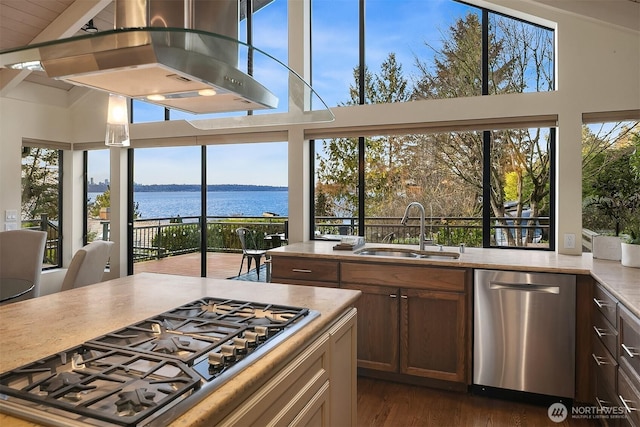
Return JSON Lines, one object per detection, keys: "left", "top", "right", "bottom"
{"left": 355, "top": 247, "right": 460, "bottom": 259}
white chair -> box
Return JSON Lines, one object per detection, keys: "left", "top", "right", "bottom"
{"left": 0, "top": 229, "right": 47, "bottom": 300}
{"left": 60, "top": 240, "right": 115, "bottom": 291}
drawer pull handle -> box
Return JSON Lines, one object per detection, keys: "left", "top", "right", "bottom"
{"left": 619, "top": 395, "right": 638, "bottom": 413}
{"left": 593, "top": 326, "right": 612, "bottom": 338}
{"left": 596, "top": 397, "right": 612, "bottom": 410}
{"left": 390, "top": 294, "right": 397, "bottom": 298}
{"left": 291, "top": 269, "right": 312, "bottom": 274}
{"left": 401, "top": 295, "right": 408, "bottom": 299}
{"left": 593, "top": 298, "right": 611, "bottom": 309}
{"left": 592, "top": 353, "right": 611, "bottom": 366}
{"left": 622, "top": 343, "right": 639, "bottom": 358}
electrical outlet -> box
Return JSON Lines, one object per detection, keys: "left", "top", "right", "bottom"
{"left": 564, "top": 233, "right": 576, "bottom": 249}
{"left": 5, "top": 210, "right": 17, "bottom": 221}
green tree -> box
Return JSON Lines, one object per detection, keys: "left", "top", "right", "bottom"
{"left": 89, "top": 186, "right": 141, "bottom": 219}
{"left": 21, "top": 147, "right": 59, "bottom": 220}
{"left": 413, "top": 13, "right": 554, "bottom": 245}
{"left": 583, "top": 128, "right": 640, "bottom": 235}
{"left": 317, "top": 53, "right": 415, "bottom": 217}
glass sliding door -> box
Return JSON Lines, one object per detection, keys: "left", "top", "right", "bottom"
{"left": 132, "top": 146, "right": 202, "bottom": 277}
{"left": 206, "top": 142, "right": 288, "bottom": 280}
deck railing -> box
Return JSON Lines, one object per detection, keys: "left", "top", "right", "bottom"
{"left": 25, "top": 214, "right": 555, "bottom": 266}
{"left": 131, "top": 216, "right": 288, "bottom": 261}
{"left": 22, "top": 214, "right": 60, "bottom": 268}
{"left": 125, "top": 214, "right": 550, "bottom": 262}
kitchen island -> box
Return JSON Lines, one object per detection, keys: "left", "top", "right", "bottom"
{"left": 0, "top": 273, "right": 361, "bottom": 426}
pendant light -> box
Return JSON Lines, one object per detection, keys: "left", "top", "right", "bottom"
{"left": 105, "top": 94, "right": 130, "bottom": 147}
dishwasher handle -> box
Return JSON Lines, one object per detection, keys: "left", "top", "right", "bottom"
{"left": 489, "top": 281, "right": 560, "bottom": 294}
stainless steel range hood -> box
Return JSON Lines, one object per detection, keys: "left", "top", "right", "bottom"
{"left": 24, "top": 0, "right": 279, "bottom": 114}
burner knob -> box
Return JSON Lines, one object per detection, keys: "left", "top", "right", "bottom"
{"left": 233, "top": 338, "right": 249, "bottom": 354}
{"left": 243, "top": 331, "right": 260, "bottom": 346}
{"left": 208, "top": 351, "right": 225, "bottom": 369}
{"left": 254, "top": 326, "right": 269, "bottom": 339}
{"left": 220, "top": 344, "right": 237, "bottom": 361}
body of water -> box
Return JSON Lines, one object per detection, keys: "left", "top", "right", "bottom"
{"left": 89, "top": 191, "right": 288, "bottom": 218}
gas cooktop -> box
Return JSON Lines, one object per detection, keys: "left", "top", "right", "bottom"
{"left": 0, "top": 297, "right": 319, "bottom": 426}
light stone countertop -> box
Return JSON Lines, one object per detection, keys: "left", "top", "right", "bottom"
{"left": 0, "top": 272, "right": 361, "bottom": 427}
{"left": 269, "top": 241, "right": 640, "bottom": 316}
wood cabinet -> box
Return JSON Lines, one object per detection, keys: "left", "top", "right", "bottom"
{"left": 401, "top": 287, "right": 466, "bottom": 383}
{"left": 215, "top": 308, "right": 357, "bottom": 427}
{"left": 587, "top": 281, "right": 640, "bottom": 427}
{"left": 341, "top": 262, "right": 470, "bottom": 387}
{"left": 590, "top": 282, "right": 620, "bottom": 425}
{"left": 618, "top": 304, "right": 640, "bottom": 427}
{"left": 270, "top": 256, "right": 339, "bottom": 288}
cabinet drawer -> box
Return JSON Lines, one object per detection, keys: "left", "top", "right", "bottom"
{"left": 594, "top": 305, "right": 619, "bottom": 358}
{"left": 620, "top": 305, "right": 640, "bottom": 380}
{"left": 594, "top": 284, "right": 618, "bottom": 328}
{"left": 271, "top": 257, "right": 339, "bottom": 283}
{"left": 618, "top": 368, "right": 640, "bottom": 427}
{"left": 592, "top": 333, "right": 618, "bottom": 394}
{"left": 341, "top": 262, "right": 466, "bottom": 291}
{"left": 218, "top": 333, "right": 330, "bottom": 426}
{"left": 595, "top": 365, "right": 621, "bottom": 427}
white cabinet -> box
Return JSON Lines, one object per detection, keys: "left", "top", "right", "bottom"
{"left": 215, "top": 308, "right": 357, "bottom": 426}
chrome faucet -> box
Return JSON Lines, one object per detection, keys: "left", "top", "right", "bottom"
{"left": 401, "top": 202, "right": 426, "bottom": 251}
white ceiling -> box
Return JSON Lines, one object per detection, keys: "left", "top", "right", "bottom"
{"left": 0, "top": 0, "right": 639, "bottom": 92}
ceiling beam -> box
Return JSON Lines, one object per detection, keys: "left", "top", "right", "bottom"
{"left": 3, "top": 0, "right": 112, "bottom": 94}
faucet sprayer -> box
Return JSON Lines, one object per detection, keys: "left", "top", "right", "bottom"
{"left": 401, "top": 202, "right": 426, "bottom": 251}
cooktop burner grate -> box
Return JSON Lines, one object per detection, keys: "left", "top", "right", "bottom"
{"left": 0, "top": 297, "right": 317, "bottom": 427}
{"left": 0, "top": 344, "right": 200, "bottom": 426}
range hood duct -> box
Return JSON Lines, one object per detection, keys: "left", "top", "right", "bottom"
{"left": 37, "top": 0, "right": 278, "bottom": 114}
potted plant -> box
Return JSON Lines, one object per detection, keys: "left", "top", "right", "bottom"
{"left": 621, "top": 218, "right": 640, "bottom": 267}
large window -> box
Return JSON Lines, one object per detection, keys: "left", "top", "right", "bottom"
{"left": 86, "top": 149, "right": 111, "bottom": 244}
{"left": 21, "top": 146, "right": 62, "bottom": 268}
{"left": 315, "top": 127, "right": 553, "bottom": 249}
{"left": 311, "top": 0, "right": 556, "bottom": 249}
{"left": 582, "top": 120, "right": 640, "bottom": 247}
{"left": 132, "top": 146, "right": 203, "bottom": 277}
{"left": 312, "top": 1, "right": 553, "bottom": 108}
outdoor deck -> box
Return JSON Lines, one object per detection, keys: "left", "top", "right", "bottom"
{"left": 134, "top": 252, "right": 251, "bottom": 279}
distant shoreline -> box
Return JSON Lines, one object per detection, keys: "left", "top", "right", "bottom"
{"left": 87, "top": 184, "right": 287, "bottom": 193}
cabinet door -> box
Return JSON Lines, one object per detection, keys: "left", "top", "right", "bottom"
{"left": 400, "top": 288, "right": 466, "bottom": 383}
{"left": 342, "top": 283, "right": 399, "bottom": 372}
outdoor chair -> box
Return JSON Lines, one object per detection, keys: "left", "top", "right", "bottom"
{"left": 61, "top": 240, "right": 115, "bottom": 291}
{"left": 236, "top": 227, "right": 267, "bottom": 280}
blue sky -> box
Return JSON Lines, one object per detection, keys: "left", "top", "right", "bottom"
{"left": 89, "top": 0, "right": 473, "bottom": 187}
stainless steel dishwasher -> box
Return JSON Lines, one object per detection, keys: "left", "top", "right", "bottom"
{"left": 474, "top": 269, "right": 576, "bottom": 398}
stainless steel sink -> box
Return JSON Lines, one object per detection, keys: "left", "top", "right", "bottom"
{"left": 355, "top": 247, "right": 460, "bottom": 259}
{"left": 356, "top": 248, "right": 420, "bottom": 258}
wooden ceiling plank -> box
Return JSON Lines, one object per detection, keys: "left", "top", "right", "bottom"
{"left": 31, "top": 0, "right": 112, "bottom": 43}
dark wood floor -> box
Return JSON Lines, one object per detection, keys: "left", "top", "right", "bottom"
{"left": 357, "top": 377, "right": 598, "bottom": 427}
